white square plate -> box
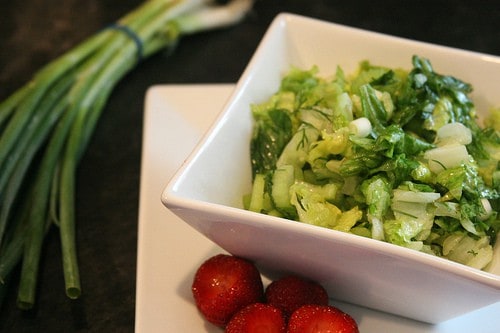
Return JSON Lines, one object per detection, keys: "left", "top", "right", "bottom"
{"left": 136, "top": 84, "right": 500, "bottom": 332}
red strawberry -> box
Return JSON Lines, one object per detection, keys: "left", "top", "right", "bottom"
{"left": 287, "top": 304, "right": 359, "bottom": 333}
{"left": 191, "top": 254, "right": 264, "bottom": 327}
{"left": 225, "top": 303, "right": 286, "bottom": 333}
{"left": 265, "top": 275, "right": 329, "bottom": 318}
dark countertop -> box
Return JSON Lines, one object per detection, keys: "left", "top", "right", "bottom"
{"left": 0, "top": 0, "right": 499, "bottom": 332}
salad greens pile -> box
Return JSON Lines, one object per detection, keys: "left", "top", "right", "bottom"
{"left": 245, "top": 55, "right": 500, "bottom": 270}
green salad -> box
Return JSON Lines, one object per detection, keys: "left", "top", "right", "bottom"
{"left": 245, "top": 55, "right": 500, "bottom": 270}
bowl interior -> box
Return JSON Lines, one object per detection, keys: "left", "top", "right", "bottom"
{"left": 169, "top": 13, "right": 500, "bottom": 202}
{"left": 166, "top": 12, "right": 500, "bottom": 274}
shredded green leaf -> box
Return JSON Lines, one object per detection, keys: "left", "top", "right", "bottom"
{"left": 246, "top": 55, "right": 500, "bottom": 270}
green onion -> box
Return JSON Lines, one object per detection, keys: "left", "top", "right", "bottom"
{"left": 0, "top": 0, "right": 254, "bottom": 310}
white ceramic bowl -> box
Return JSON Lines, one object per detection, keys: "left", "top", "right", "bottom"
{"left": 162, "top": 13, "right": 500, "bottom": 324}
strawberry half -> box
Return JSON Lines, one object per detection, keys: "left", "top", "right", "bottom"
{"left": 191, "top": 254, "right": 264, "bottom": 327}
{"left": 265, "top": 275, "right": 329, "bottom": 319}
{"left": 225, "top": 303, "right": 286, "bottom": 333}
{"left": 287, "top": 304, "right": 359, "bottom": 333}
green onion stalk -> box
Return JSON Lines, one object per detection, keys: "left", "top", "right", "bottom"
{"left": 0, "top": 0, "right": 254, "bottom": 310}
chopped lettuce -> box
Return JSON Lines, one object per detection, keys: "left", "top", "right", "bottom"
{"left": 246, "top": 55, "right": 500, "bottom": 270}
